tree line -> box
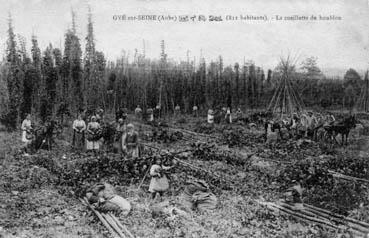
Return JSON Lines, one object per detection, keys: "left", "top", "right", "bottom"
{"left": 0, "top": 11, "right": 365, "bottom": 129}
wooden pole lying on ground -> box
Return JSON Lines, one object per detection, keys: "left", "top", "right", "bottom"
{"left": 258, "top": 200, "right": 369, "bottom": 236}
{"left": 138, "top": 162, "right": 151, "bottom": 190}
{"left": 80, "top": 197, "right": 135, "bottom": 238}
{"left": 102, "top": 213, "right": 127, "bottom": 238}
{"left": 328, "top": 170, "right": 369, "bottom": 184}
{"left": 79, "top": 198, "right": 121, "bottom": 238}
{"left": 109, "top": 213, "right": 135, "bottom": 238}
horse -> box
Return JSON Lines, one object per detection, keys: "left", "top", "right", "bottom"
{"left": 323, "top": 115, "right": 359, "bottom": 145}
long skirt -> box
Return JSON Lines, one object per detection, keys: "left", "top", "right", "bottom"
{"left": 149, "top": 175, "right": 169, "bottom": 193}
{"left": 86, "top": 139, "right": 100, "bottom": 150}
{"left": 73, "top": 131, "right": 85, "bottom": 151}
{"left": 21, "top": 131, "right": 32, "bottom": 145}
{"left": 126, "top": 146, "right": 139, "bottom": 158}
{"left": 207, "top": 115, "right": 214, "bottom": 124}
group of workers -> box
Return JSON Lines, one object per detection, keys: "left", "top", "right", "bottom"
{"left": 72, "top": 108, "right": 139, "bottom": 157}
{"left": 207, "top": 107, "right": 235, "bottom": 124}
{"left": 21, "top": 108, "right": 218, "bottom": 215}
{"left": 86, "top": 173, "right": 218, "bottom": 216}
{"left": 21, "top": 106, "right": 318, "bottom": 215}
{"left": 266, "top": 111, "right": 337, "bottom": 142}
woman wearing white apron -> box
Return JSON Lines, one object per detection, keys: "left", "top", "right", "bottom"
{"left": 86, "top": 116, "right": 101, "bottom": 152}
{"left": 207, "top": 109, "right": 214, "bottom": 124}
{"left": 21, "top": 114, "right": 33, "bottom": 146}
{"left": 72, "top": 114, "right": 86, "bottom": 151}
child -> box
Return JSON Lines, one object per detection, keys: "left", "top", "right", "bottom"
{"left": 149, "top": 156, "right": 173, "bottom": 199}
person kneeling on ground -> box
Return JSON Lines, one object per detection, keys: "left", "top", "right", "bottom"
{"left": 181, "top": 178, "right": 218, "bottom": 212}
{"left": 149, "top": 156, "right": 174, "bottom": 199}
{"left": 284, "top": 180, "right": 303, "bottom": 209}
{"left": 86, "top": 182, "right": 131, "bottom": 215}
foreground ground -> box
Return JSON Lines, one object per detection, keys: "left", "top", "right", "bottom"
{"left": 1, "top": 115, "right": 369, "bottom": 237}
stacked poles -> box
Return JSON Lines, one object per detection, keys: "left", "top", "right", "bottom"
{"left": 267, "top": 56, "right": 304, "bottom": 118}
{"left": 80, "top": 197, "right": 135, "bottom": 238}
{"left": 259, "top": 200, "right": 369, "bottom": 236}
{"left": 355, "top": 70, "right": 369, "bottom": 112}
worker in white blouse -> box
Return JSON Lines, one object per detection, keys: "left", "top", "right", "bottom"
{"left": 21, "top": 114, "right": 33, "bottom": 147}
{"left": 72, "top": 113, "right": 86, "bottom": 151}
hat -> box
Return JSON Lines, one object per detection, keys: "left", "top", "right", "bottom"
{"left": 118, "top": 118, "right": 123, "bottom": 123}
{"left": 91, "top": 116, "right": 96, "bottom": 121}
{"left": 127, "top": 123, "right": 134, "bottom": 129}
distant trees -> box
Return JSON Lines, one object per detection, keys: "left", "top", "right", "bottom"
{"left": 0, "top": 12, "right": 366, "bottom": 130}
{"left": 343, "top": 68, "right": 362, "bottom": 110}
{"left": 5, "top": 16, "right": 24, "bottom": 128}
{"left": 39, "top": 44, "right": 58, "bottom": 122}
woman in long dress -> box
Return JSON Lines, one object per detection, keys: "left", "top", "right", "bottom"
{"left": 115, "top": 118, "right": 126, "bottom": 153}
{"left": 149, "top": 157, "right": 173, "bottom": 199}
{"left": 21, "top": 114, "right": 33, "bottom": 146}
{"left": 122, "top": 123, "right": 139, "bottom": 158}
{"left": 225, "top": 107, "right": 232, "bottom": 124}
{"left": 147, "top": 108, "right": 154, "bottom": 122}
{"left": 207, "top": 109, "right": 214, "bottom": 124}
{"left": 72, "top": 114, "right": 86, "bottom": 151}
{"left": 86, "top": 116, "right": 101, "bottom": 152}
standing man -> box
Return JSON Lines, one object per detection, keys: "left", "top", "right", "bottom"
{"left": 225, "top": 107, "right": 232, "bottom": 124}
{"left": 155, "top": 104, "right": 161, "bottom": 119}
{"left": 235, "top": 107, "right": 242, "bottom": 121}
{"left": 115, "top": 118, "right": 126, "bottom": 153}
{"left": 192, "top": 105, "right": 198, "bottom": 117}
{"left": 174, "top": 104, "right": 181, "bottom": 118}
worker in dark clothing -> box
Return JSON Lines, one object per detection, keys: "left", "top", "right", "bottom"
{"left": 285, "top": 180, "right": 303, "bottom": 209}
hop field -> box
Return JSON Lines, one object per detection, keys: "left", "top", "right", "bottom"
{"left": 1, "top": 116, "right": 368, "bottom": 237}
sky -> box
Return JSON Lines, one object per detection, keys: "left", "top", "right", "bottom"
{"left": 0, "top": 0, "right": 368, "bottom": 74}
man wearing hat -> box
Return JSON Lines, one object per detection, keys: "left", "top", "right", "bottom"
{"left": 192, "top": 105, "right": 198, "bottom": 117}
